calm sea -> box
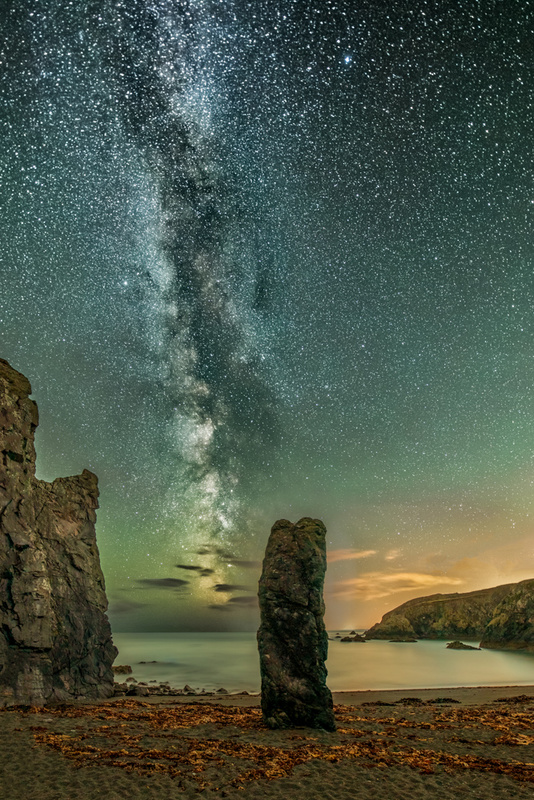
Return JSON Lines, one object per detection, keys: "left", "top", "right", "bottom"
{"left": 113, "top": 632, "right": 534, "bottom": 693}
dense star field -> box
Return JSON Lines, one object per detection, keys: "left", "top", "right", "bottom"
{"left": 1, "top": 0, "right": 533, "bottom": 631}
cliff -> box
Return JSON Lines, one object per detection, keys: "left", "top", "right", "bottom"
{"left": 480, "top": 579, "right": 534, "bottom": 651}
{"left": 0, "top": 358, "right": 117, "bottom": 705}
{"left": 365, "top": 583, "right": 516, "bottom": 641}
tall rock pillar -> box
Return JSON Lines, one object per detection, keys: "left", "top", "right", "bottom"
{"left": 0, "top": 358, "right": 117, "bottom": 705}
{"left": 257, "top": 517, "right": 335, "bottom": 730}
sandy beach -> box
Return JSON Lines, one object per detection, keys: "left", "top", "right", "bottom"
{"left": 2, "top": 685, "right": 534, "bottom": 799}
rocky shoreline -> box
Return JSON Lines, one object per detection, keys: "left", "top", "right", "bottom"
{"left": 113, "top": 676, "right": 258, "bottom": 699}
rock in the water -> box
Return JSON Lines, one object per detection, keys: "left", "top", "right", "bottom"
{"left": 257, "top": 518, "right": 335, "bottom": 731}
{"left": 446, "top": 641, "right": 481, "bottom": 650}
{"left": 112, "top": 665, "right": 133, "bottom": 675}
{"left": 0, "top": 358, "right": 117, "bottom": 706}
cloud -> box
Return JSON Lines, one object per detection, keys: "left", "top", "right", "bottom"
{"left": 137, "top": 578, "right": 189, "bottom": 590}
{"left": 227, "top": 595, "right": 258, "bottom": 606}
{"left": 195, "top": 546, "right": 260, "bottom": 569}
{"left": 213, "top": 583, "right": 250, "bottom": 592}
{"left": 207, "top": 595, "right": 257, "bottom": 611}
{"left": 108, "top": 599, "right": 147, "bottom": 615}
{"left": 229, "top": 559, "right": 262, "bottom": 570}
{"left": 327, "top": 548, "right": 377, "bottom": 564}
{"left": 197, "top": 546, "right": 237, "bottom": 560}
{"left": 176, "top": 564, "right": 215, "bottom": 576}
{"left": 332, "top": 571, "right": 464, "bottom": 601}
{"left": 385, "top": 549, "right": 401, "bottom": 562}
{"left": 413, "top": 534, "right": 534, "bottom": 592}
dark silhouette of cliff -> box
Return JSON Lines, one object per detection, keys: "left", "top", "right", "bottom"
{"left": 0, "top": 358, "right": 117, "bottom": 705}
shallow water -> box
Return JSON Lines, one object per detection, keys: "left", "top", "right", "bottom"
{"left": 113, "top": 631, "right": 534, "bottom": 693}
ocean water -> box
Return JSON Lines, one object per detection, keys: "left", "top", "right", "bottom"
{"left": 113, "top": 632, "right": 534, "bottom": 693}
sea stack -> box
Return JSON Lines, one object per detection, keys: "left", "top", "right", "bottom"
{"left": 0, "top": 358, "right": 117, "bottom": 705}
{"left": 257, "top": 517, "right": 335, "bottom": 731}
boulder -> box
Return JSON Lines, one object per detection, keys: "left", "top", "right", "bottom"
{"left": 127, "top": 685, "right": 149, "bottom": 697}
{"left": 257, "top": 518, "right": 335, "bottom": 731}
{"left": 112, "top": 665, "right": 133, "bottom": 675}
{"left": 0, "top": 358, "right": 117, "bottom": 705}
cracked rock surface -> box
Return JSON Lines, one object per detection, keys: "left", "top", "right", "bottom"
{"left": 0, "top": 358, "right": 117, "bottom": 705}
{"left": 257, "top": 517, "right": 335, "bottom": 731}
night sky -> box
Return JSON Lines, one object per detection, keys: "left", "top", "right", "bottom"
{"left": 1, "top": 0, "right": 533, "bottom": 632}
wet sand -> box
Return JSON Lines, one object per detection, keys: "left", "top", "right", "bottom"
{"left": 2, "top": 685, "right": 534, "bottom": 799}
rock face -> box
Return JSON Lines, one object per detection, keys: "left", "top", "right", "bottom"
{"left": 366, "top": 580, "right": 534, "bottom": 651}
{"left": 0, "top": 358, "right": 117, "bottom": 705}
{"left": 480, "top": 579, "right": 534, "bottom": 652}
{"left": 257, "top": 518, "right": 335, "bottom": 731}
{"left": 365, "top": 583, "right": 515, "bottom": 641}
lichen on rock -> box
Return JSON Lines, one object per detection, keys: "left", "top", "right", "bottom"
{"left": 257, "top": 517, "right": 335, "bottom": 731}
{"left": 0, "top": 358, "right": 117, "bottom": 705}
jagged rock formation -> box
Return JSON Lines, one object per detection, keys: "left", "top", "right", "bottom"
{"left": 480, "top": 579, "right": 534, "bottom": 651}
{"left": 365, "top": 583, "right": 515, "bottom": 641}
{"left": 257, "top": 518, "right": 335, "bottom": 731}
{"left": 0, "top": 358, "right": 117, "bottom": 705}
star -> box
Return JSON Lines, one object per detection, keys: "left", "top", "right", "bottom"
{"left": 1, "top": 0, "right": 533, "bottom": 632}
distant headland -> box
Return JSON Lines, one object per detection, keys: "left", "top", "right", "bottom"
{"left": 365, "top": 580, "right": 534, "bottom": 651}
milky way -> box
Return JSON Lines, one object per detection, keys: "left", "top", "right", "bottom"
{"left": 98, "top": 1, "right": 281, "bottom": 543}
{"left": 1, "top": 1, "right": 534, "bottom": 630}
